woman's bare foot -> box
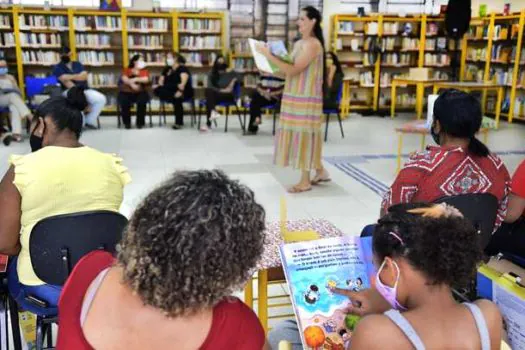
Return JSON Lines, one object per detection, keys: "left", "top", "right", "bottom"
{"left": 255, "top": 117, "right": 261, "bottom": 125}
{"left": 11, "top": 134, "right": 23, "bottom": 142}
{"left": 288, "top": 182, "right": 312, "bottom": 193}
{"left": 311, "top": 169, "right": 331, "bottom": 185}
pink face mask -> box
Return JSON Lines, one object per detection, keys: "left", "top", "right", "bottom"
{"left": 375, "top": 259, "right": 407, "bottom": 311}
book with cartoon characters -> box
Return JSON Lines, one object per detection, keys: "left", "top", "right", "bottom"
{"left": 279, "top": 236, "right": 374, "bottom": 350}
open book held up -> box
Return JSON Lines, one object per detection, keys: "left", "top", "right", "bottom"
{"left": 280, "top": 236, "right": 375, "bottom": 349}
{"left": 248, "top": 38, "right": 292, "bottom": 74}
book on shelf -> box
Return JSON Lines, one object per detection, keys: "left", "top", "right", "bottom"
{"left": 128, "top": 35, "right": 164, "bottom": 49}
{"left": 129, "top": 51, "right": 167, "bottom": 66}
{"left": 19, "top": 15, "right": 68, "bottom": 31}
{"left": 248, "top": 38, "right": 291, "bottom": 74}
{"left": 180, "top": 36, "right": 221, "bottom": 50}
{"left": 279, "top": 236, "right": 374, "bottom": 350}
{"left": 0, "top": 15, "right": 9, "bottom": 28}
{"left": 233, "top": 57, "right": 255, "bottom": 72}
{"left": 127, "top": 18, "right": 168, "bottom": 32}
{"left": 88, "top": 72, "right": 117, "bottom": 87}
{"left": 20, "top": 33, "right": 62, "bottom": 47}
{"left": 76, "top": 34, "right": 111, "bottom": 48}
{"left": 1, "top": 33, "right": 15, "bottom": 48}
{"left": 78, "top": 51, "right": 115, "bottom": 65}
{"left": 22, "top": 50, "right": 60, "bottom": 66}
{"left": 232, "top": 39, "right": 251, "bottom": 55}
{"left": 178, "top": 18, "right": 221, "bottom": 33}
{"left": 181, "top": 52, "right": 218, "bottom": 67}
{"left": 75, "top": 16, "right": 122, "bottom": 31}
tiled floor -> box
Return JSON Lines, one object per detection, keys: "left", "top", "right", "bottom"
{"left": 1, "top": 112, "right": 524, "bottom": 339}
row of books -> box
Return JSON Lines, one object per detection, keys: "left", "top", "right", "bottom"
{"left": 379, "top": 72, "right": 405, "bottom": 87}
{"left": 74, "top": 16, "right": 121, "bottom": 31}
{"left": 381, "top": 53, "right": 414, "bottom": 66}
{"left": 425, "top": 38, "right": 450, "bottom": 51}
{"left": 180, "top": 52, "right": 218, "bottom": 67}
{"left": 20, "top": 33, "right": 62, "bottom": 47}
{"left": 359, "top": 71, "right": 374, "bottom": 86}
{"left": 467, "top": 47, "right": 487, "bottom": 62}
{"left": 424, "top": 53, "right": 451, "bottom": 66}
{"left": 511, "top": 47, "right": 525, "bottom": 63}
{"left": 78, "top": 51, "right": 115, "bottom": 65}
{"left": 233, "top": 58, "right": 255, "bottom": 72}
{"left": 232, "top": 39, "right": 250, "bottom": 54}
{"left": 128, "top": 51, "right": 167, "bottom": 65}
{"left": 464, "top": 64, "right": 485, "bottom": 82}
{"left": 466, "top": 24, "right": 517, "bottom": 41}
{"left": 180, "top": 36, "right": 221, "bottom": 50}
{"left": 178, "top": 19, "right": 221, "bottom": 33}
{"left": 426, "top": 23, "right": 440, "bottom": 36}
{"left": 88, "top": 73, "right": 117, "bottom": 87}
{"left": 76, "top": 34, "right": 112, "bottom": 48}
{"left": 0, "top": 33, "right": 15, "bottom": 47}
{"left": 22, "top": 50, "right": 60, "bottom": 65}
{"left": 127, "top": 18, "right": 168, "bottom": 32}
{"left": 0, "top": 15, "right": 9, "bottom": 28}
{"left": 382, "top": 37, "right": 420, "bottom": 51}
{"left": 394, "top": 93, "right": 416, "bottom": 107}
{"left": 19, "top": 15, "right": 68, "bottom": 30}
{"left": 490, "top": 68, "right": 513, "bottom": 86}
{"left": 491, "top": 44, "right": 512, "bottom": 62}
{"left": 127, "top": 35, "right": 164, "bottom": 48}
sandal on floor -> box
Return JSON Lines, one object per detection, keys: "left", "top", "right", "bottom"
{"left": 311, "top": 172, "right": 331, "bottom": 185}
{"left": 11, "top": 134, "right": 22, "bottom": 142}
{"left": 288, "top": 185, "right": 312, "bottom": 193}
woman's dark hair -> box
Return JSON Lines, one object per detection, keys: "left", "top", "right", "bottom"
{"left": 327, "top": 52, "right": 343, "bottom": 75}
{"left": 433, "top": 89, "right": 489, "bottom": 157}
{"left": 117, "top": 169, "right": 266, "bottom": 317}
{"left": 373, "top": 203, "right": 483, "bottom": 288}
{"left": 210, "top": 54, "right": 225, "bottom": 88}
{"left": 35, "top": 86, "right": 87, "bottom": 138}
{"left": 128, "top": 54, "right": 141, "bottom": 69}
{"left": 176, "top": 54, "right": 186, "bottom": 65}
{"left": 302, "top": 6, "right": 326, "bottom": 94}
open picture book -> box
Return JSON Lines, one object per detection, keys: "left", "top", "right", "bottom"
{"left": 248, "top": 38, "right": 291, "bottom": 74}
{"left": 279, "top": 236, "right": 374, "bottom": 350}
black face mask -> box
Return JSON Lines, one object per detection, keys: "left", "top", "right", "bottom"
{"left": 61, "top": 55, "right": 71, "bottom": 64}
{"left": 30, "top": 120, "right": 44, "bottom": 152}
{"left": 431, "top": 121, "right": 440, "bottom": 145}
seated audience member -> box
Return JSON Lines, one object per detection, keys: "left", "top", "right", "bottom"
{"left": 0, "top": 87, "right": 131, "bottom": 314}
{"left": 53, "top": 46, "right": 107, "bottom": 130}
{"left": 246, "top": 72, "right": 284, "bottom": 135}
{"left": 324, "top": 52, "right": 344, "bottom": 110}
{"left": 486, "top": 158, "right": 525, "bottom": 258}
{"left": 153, "top": 53, "right": 194, "bottom": 130}
{"left": 202, "top": 55, "right": 237, "bottom": 132}
{"left": 119, "top": 54, "right": 150, "bottom": 129}
{"left": 381, "top": 89, "right": 510, "bottom": 229}
{"left": 269, "top": 203, "right": 503, "bottom": 350}
{"left": 57, "top": 170, "right": 268, "bottom": 350}
{"left": 0, "top": 57, "right": 32, "bottom": 142}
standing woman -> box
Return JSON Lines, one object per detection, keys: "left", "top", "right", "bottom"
{"left": 257, "top": 6, "right": 329, "bottom": 193}
{"left": 118, "top": 54, "right": 150, "bottom": 129}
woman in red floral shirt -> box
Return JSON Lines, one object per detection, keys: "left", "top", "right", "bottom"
{"left": 382, "top": 89, "right": 511, "bottom": 231}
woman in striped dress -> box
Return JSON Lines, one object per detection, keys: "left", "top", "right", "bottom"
{"left": 257, "top": 6, "right": 329, "bottom": 193}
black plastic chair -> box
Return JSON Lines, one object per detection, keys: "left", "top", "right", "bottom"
{"left": 10, "top": 210, "right": 128, "bottom": 350}
{"left": 159, "top": 97, "right": 197, "bottom": 128}
{"left": 323, "top": 83, "right": 345, "bottom": 142}
{"left": 242, "top": 99, "right": 281, "bottom": 136}
{"left": 434, "top": 193, "right": 499, "bottom": 301}
{"left": 198, "top": 82, "right": 244, "bottom": 133}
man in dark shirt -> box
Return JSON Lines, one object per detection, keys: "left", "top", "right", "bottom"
{"left": 154, "top": 54, "right": 194, "bottom": 129}
{"left": 52, "top": 46, "right": 106, "bottom": 129}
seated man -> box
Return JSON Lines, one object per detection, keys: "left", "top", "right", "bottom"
{"left": 373, "top": 90, "right": 510, "bottom": 234}
{"left": 247, "top": 73, "right": 284, "bottom": 135}
{"left": 486, "top": 158, "right": 525, "bottom": 259}
{"left": 53, "top": 46, "right": 106, "bottom": 129}
{"left": 0, "top": 56, "right": 32, "bottom": 142}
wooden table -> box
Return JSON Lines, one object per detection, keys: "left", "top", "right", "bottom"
{"left": 432, "top": 81, "right": 504, "bottom": 129}
{"left": 244, "top": 219, "right": 344, "bottom": 332}
{"left": 391, "top": 78, "right": 445, "bottom": 120}
{"left": 395, "top": 120, "right": 489, "bottom": 173}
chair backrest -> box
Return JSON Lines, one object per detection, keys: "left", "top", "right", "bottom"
{"left": 233, "top": 81, "right": 241, "bottom": 100}
{"left": 25, "top": 76, "right": 59, "bottom": 100}
{"left": 29, "top": 210, "right": 128, "bottom": 286}
{"left": 434, "top": 193, "right": 499, "bottom": 249}
{"left": 336, "top": 82, "right": 343, "bottom": 104}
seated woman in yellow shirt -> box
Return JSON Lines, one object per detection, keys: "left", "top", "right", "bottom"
{"left": 0, "top": 87, "right": 131, "bottom": 314}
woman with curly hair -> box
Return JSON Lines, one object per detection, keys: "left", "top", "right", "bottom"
{"left": 56, "top": 170, "right": 268, "bottom": 349}
{"left": 269, "top": 203, "right": 503, "bottom": 349}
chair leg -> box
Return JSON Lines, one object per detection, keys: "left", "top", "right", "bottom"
{"left": 45, "top": 322, "right": 52, "bottom": 349}
{"left": 8, "top": 296, "right": 21, "bottom": 350}
{"left": 117, "top": 105, "right": 121, "bottom": 128}
{"left": 148, "top": 103, "right": 153, "bottom": 128}
{"left": 191, "top": 103, "right": 196, "bottom": 128}
{"left": 273, "top": 109, "right": 278, "bottom": 136}
{"left": 337, "top": 112, "right": 344, "bottom": 139}
{"left": 324, "top": 113, "right": 330, "bottom": 142}
{"left": 236, "top": 106, "right": 244, "bottom": 133}
{"left": 224, "top": 109, "right": 229, "bottom": 133}
{"left": 35, "top": 316, "right": 43, "bottom": 350}
{"left": 97, "top": 116, "right": 101, "bottom": 129}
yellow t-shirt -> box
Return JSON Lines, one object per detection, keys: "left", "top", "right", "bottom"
{"left": 9, "top": 146, "right": 132, "bottom": 286}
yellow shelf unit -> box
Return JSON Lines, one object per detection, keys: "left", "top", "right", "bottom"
{"left": 332, "top": 14, "right": 383, "bottom": 114}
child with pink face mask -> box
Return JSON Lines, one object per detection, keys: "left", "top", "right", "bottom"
{"left": 269, "top": 203, "right": 503, "bottom": 350}
{"left": 334, "top": 203, "right": 503, "bottom": 350}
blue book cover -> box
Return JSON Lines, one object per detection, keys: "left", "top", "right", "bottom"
{"left": 279, "top": 236, "right": 374, "bottom": 349}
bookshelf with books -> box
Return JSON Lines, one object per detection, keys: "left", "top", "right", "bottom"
{"left": 15, "top": 8, "right": 69, "bottom": 94}
{"left": 332, "top": 15, "right": 382, "bottom": 113}
{"left": 422, "top": 16, "right": 454, "bottom": 80}
{"left": 0, "top": 8, "right": 17, "bottom": 84}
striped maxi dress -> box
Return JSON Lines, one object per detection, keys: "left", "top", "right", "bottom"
{"left": 274, "top": 40, "right": 324, "bottom": 171}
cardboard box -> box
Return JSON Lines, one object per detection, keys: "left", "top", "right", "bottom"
{"left": 408, "top": 68, "right": 431, "bottom": 81}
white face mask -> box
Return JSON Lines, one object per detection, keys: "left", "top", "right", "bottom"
{"left": 166, "top": 58, "right": 175, "bottom": 66}
{"left": 136, "top": 60, "right": 146, "bottom": 70}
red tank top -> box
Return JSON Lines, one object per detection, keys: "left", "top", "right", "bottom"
{"left": 57, "top": 251, "right": 265, "bottom": 350}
